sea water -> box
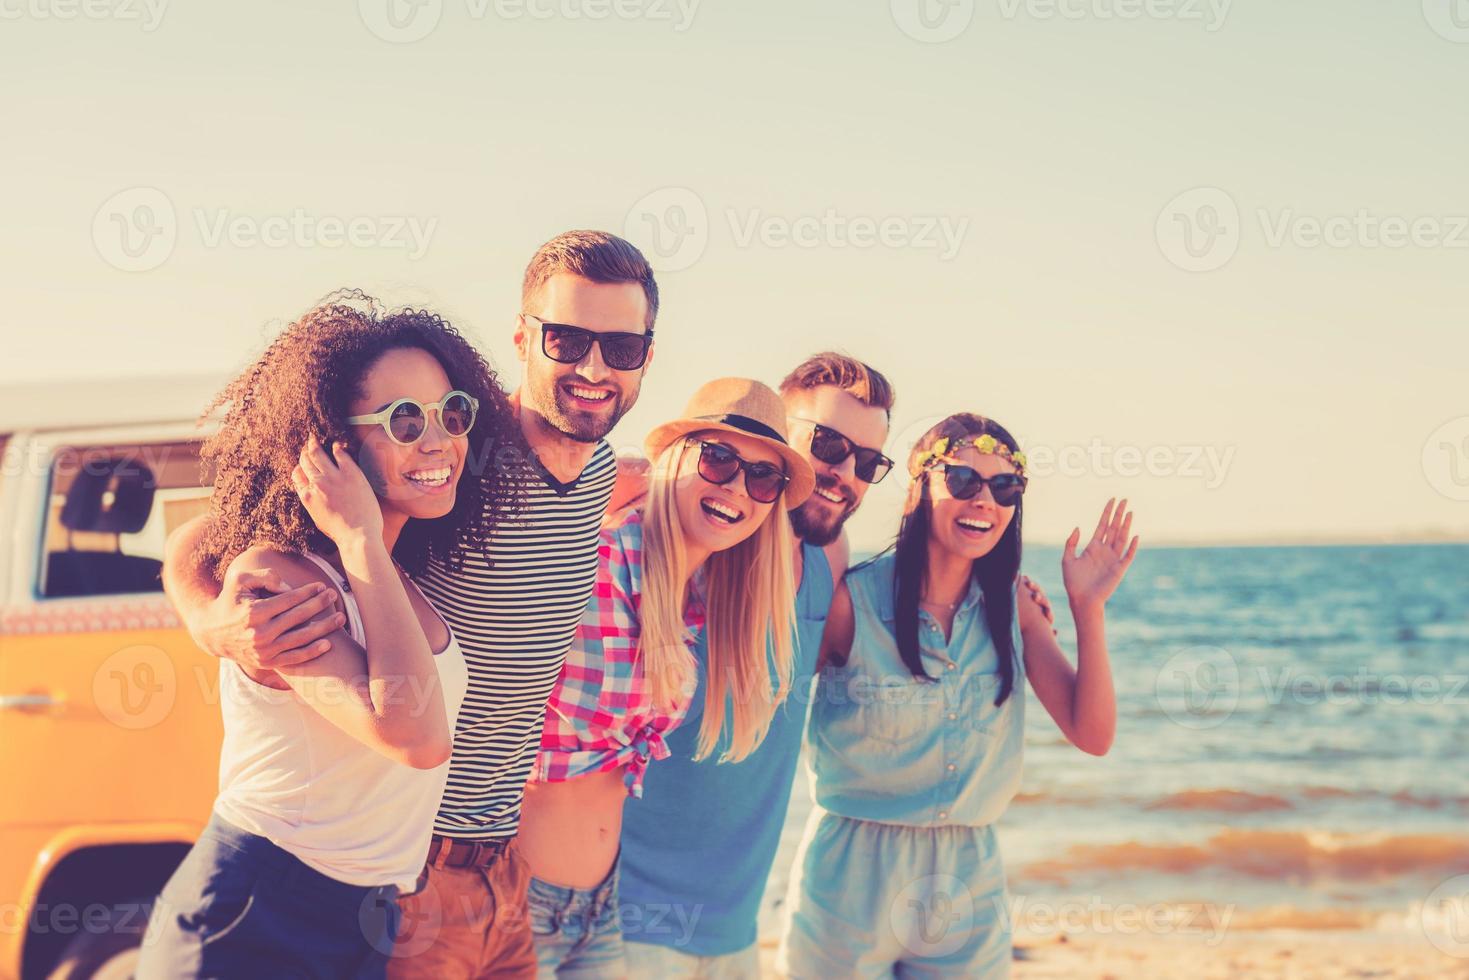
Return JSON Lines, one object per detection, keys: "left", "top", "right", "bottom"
{"left": 762, "top": 543, "right": 1469, "bottom": 944}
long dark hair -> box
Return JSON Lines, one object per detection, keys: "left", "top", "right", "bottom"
{"left": 892, "top": 413, "right": 1024, "bottom": 705}
{"left": 198, "top": 291, "right": 525, "bottom": 581}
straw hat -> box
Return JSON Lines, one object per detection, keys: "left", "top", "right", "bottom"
{"left": 644, "top": 378, "right": 815, "bottom": 507}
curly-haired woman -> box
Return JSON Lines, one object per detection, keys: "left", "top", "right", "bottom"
{"left": 139, "top": 293, "right": 522, "bottom": 980}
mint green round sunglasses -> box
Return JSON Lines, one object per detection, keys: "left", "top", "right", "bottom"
{"left": 347, "top": 390, "right": 479, "bottom": 446}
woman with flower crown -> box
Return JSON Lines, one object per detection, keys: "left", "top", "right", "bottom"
{"left": 777, "top": 413, "right": 1139, "bottom": 979}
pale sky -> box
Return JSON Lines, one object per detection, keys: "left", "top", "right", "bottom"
{"left": 2, "top": 0, "right": 1464, "bottom": 551}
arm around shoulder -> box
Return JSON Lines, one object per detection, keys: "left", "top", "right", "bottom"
{"left": 816, "top": 579, "right": 856, "bottom": 671}
{"left": 231, "top": 547, "right": 451, "bottom": 770}
{"left": 822, "top": 530, "right": 852, "bottom": 584}
{"left": 166, "top": 519, "right": 341, "bottom": 673}
{"left": 162, "top": 515, "right": 220, "bottom": 630}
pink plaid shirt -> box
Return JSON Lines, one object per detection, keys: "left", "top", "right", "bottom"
{"left": 534, "top": 510, "right": 704, "bottom": 798}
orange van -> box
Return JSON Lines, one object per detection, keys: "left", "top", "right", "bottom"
{"left": 0, "top": 375, "right": 226, "bottom": 980}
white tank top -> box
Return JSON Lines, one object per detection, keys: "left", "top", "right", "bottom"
{"left": 213, "top": 552, "right": 468, "bottom": 891}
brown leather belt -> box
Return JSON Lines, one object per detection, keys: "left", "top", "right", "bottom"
{"left": 426, "top": 833, "right": 511, "bottom": 870}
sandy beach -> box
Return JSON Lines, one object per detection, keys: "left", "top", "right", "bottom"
{"left": 752, "top": 932, "right": 1469, "bottom": 979}
{"left": 1010, "top": 932, "right": 1469, "bottom": 980}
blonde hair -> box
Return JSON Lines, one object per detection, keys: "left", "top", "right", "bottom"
{"left": 639, "top": 438, "right": 797, "bottom": 763}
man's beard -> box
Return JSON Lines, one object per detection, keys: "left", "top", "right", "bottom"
{"left": 790, "top": 478, "right": 856, "bottom": 546}
{"left": 530, "top": 371, "right": 628, "bottom": 443}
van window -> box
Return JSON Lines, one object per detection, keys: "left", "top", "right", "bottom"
{"left": 39, "top": 441, "right": 212, "bottom": 599}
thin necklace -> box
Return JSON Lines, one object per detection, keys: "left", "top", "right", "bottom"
{"left": 919, "top": 593, "right": 962, "bottom": 611}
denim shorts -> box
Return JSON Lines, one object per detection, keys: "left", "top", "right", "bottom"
{"left": 529, "top": 857, "right": 626, "bottom": 979}
{"left": 137, "top": 813, "right": 400, "bottom": 979}
{"left": 778, "top": 810, "right": 1011, "bottom": 979}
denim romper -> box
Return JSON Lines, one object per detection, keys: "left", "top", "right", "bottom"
{"left": 779, "top": 551, "right": 1026, "bottom": 979}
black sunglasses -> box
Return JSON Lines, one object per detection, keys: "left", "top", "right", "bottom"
{"left": 695, "top": 441, "right": 790, "bottom": 504}
{"left": 941, "top": 465, "right": 1027, "bottom": 506}
{"left": 794, "top": 419, "right": 893, "bottom": 484}
{"left": 522, "top": 313, "right": 654, "bottom": 371}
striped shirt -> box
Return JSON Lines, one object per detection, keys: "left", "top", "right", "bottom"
{"left": 533, "top": 510, "right": 702, "bottom": 798}
{"left": 418, "top": 438, "right": 617, "bottom": 841}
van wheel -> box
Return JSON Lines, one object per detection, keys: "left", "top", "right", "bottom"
{"left": 45, "top": 900, "right": 151, "bottom": 980}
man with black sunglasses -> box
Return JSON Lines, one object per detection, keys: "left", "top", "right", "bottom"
{"left": 784, "top": 400, "right": 894, "bottom": 548}
{"left": 516, "top": 311, "right": 652, "bottom": 452}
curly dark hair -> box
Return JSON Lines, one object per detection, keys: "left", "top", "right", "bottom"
{"left": 197, "top": 291, "right": 525, "bottom": 582}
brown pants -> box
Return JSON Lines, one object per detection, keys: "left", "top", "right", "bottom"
{"left": 386, "top": 840, "right": 537, "bottom": 979}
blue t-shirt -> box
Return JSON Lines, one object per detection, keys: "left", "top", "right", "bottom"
{"left": 617, "top": 542, "right": 834, "bottom": 957}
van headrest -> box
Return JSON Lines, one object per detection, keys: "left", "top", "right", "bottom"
{"left": 59, "top": 459, "right": 157, "bottom": 535}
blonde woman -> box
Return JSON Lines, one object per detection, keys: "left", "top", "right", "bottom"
{"left": 519, "top": 378, "right": 814, "bottom": 977}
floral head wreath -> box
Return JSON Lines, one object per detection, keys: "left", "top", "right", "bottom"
{"left": 911, "top": 434, "right": 1028, "bottom": 477}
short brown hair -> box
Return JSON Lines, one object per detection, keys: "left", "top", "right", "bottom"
{"left": 779, "top": 352, "right": 895, "bottom": 418}
{"left": 521, "top": 230, "right": 659, "bottom": 330}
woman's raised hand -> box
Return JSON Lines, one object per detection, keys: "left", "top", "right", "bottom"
{"left": 1061, "top": 498, "right": 1139, "bottom": 616}
{"left": 292, "top": 435, "right": 384, "bottom": 547}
